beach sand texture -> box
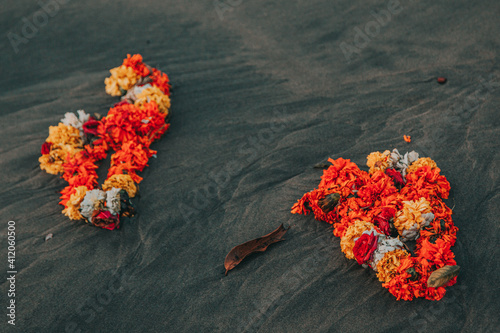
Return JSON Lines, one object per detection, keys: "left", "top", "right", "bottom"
{"left": 0, "top": 0, "right": 499, "bottom": 332}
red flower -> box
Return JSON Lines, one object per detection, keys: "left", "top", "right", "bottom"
{"left": 385, "top": 168, "right": 405, "bottom": 187}
{"left": 83, "top": 118, "right": 100, "bottom": 136}
{"left": 92, "top": 210, "right": 120, "bottom": 230}
{"left": 373, "top": 207, "right": 394, "bottom": 235}
{"left": 113, "top": 100, "right": 130, "bottom": 108}
{"left": 41, "top": 142, "right": 52, "bottom": 155}
{"left": 353, "top": 232, "right": 379, "bottom": 265}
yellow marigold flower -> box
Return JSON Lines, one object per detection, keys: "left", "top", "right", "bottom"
{"left": 376, "top": 249, "right": 409, "bottom": 283}
{"left": 394, "top": 198, "right": 432, "bottom": 239}
{"left": 134, "top": 86, "right": 171, "bottom": 114}
{"left": 406, "top": 157, "right": 438, "bottom": 174}
{"left": 102, "top": 174, "right": 137, "bottom": 198}
{"left": 40, "top": 124, "right": 82, "bottom": 174}
{"left": 46, "top": 123, "right": 82, "bottom": 146}
{"left": 39, "top": 154, "right": 63, "bottom": 174}
{"left": 104, "top": 65, "right": 141, "bottom": 96}
{"left": 366, "top": 150, "right": 391, "bottom": 174}
{"left": 62, "top": 186, "right": 88, "bottom": 220}
{"left": 39, "top": 143, "right": 82, "bottom": 174}
{"left": 340, "top": 220, "right": 375, "bottom": 259}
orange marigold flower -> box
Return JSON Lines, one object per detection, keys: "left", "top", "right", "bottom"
{"left": 357, "top": 170, "right": 398, "bottom": 201}
{"left": 62, "top": 150, "right": 99, "bottom": 189}
{"left": 403, "top": 166, "right": 450, "bottom": 199}
{"left": 366, "top": 150, "right": 391, "bottom": 174}
{"left": 151, "top": 68, "right": 171, "bottom": 95}
{"left": 319, "top": 157, "right": 368, "bottom": 189}
{"left": 417, "top": 238, "right": 456, "bottom": 267}
{"left": 107, "top": 141, "right": 153, "bottom": 183}
{"left": 122, "top": 54, "right": 150, "bottom": 77}
{"left": 99, "top": 101, "right": 167, "bottom": 150}
{"left": 61, "top": 186, "right": 88, "bottom": 220}
{"left": 291, "top": 184, "right": 352, "bottom": 224}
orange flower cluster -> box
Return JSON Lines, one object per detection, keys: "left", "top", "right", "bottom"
{"left": 40, "top": 54, "right": 171, "bottom": 230}
{"left": 122, "top": 54, "right": 171, "bottom": 95}
{"left": 291, "top": 149, "right": 458, "bottom": 301}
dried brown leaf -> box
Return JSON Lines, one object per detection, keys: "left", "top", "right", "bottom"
{"left": 427, "top": 265, "right": 460, "bottom": 288}
{"left": 224, "top": 224, "right": 289, "bottom": 275}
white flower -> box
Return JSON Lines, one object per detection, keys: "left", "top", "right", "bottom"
{"left": 389, "top": 148, "right": 402, "bottom": 168}
{"left": 61, "top": 110, "right": 90, "bottom": 139}
{"left": 398, "top": 212, "right": 434, "bottom": 242}
{"left": 407, "top": 151, "right": 419, "bottom": 164}
{"left": 122, "top": 83, "right": 152, "bottom": 102}
{"left": 389, "top": 149, "right": 420, "bottom": 179}
{"left": 106, "top": 187, "right": 122, "bottom": 215}
{"left": 368, "top": 234, "right": 405, "bottom": 271}
{"left": 80, "top": 189, "right": 106, "bottom": 222}
{"left": 422, "top": 212, "right": 435, "bottom": 227}
{"left": 401, "top": 223, "right": 420, "bottom": 242}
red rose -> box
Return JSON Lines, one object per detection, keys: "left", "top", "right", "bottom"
{"left": 83, "top": 118, "right": 100, "bottom": 136}
{"left": 91, "top": 210, "right": 120, "bottom": 230}
{"left": 373, "top": 207, "right": 395, "bottom": 235}
{"left": 385, "top": 168, "right": 405, "bottom": 187}
{"left": 353, "top": 232, "right": 379, "bottom": 265}
{"left": 41, "top": 142, "right": 52, "bottom": 155}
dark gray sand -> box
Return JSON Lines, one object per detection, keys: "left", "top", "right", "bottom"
{"left": 1, "top": 0, "right": 499, "bottom": 332}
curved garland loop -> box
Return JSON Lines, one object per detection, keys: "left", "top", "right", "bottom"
{"left": 292, "top": 149, "right": 459, "bottom": 301}
{"left": 39, "top": 54, "right": 171, "bottom": 230}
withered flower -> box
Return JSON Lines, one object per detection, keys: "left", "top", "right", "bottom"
{"left": 318, "top": 192, "right": 340, "bottom": 213}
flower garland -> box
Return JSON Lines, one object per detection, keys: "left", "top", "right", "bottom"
{"left": 39, "top": 54, "right": 171, "bottom": 230}
{"left": 291, "top": 149, "right": 459, "bottom": 301}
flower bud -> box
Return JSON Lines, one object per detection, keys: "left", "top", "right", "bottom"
{"left": 318, "top": 193, "right": 340, "bottom": 214}
{"left": 406, "top": 267, "right": 419, "bottom": 281}
{"left": 119, "top": 189, "right": 135, "bottom": 217}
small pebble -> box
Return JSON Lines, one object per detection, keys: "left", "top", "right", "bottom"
{"left": 437, "top": 77, "right": 447, "bottom": 84}
{"left": 45, "top": 233, "right": 53, "bottom": 241}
